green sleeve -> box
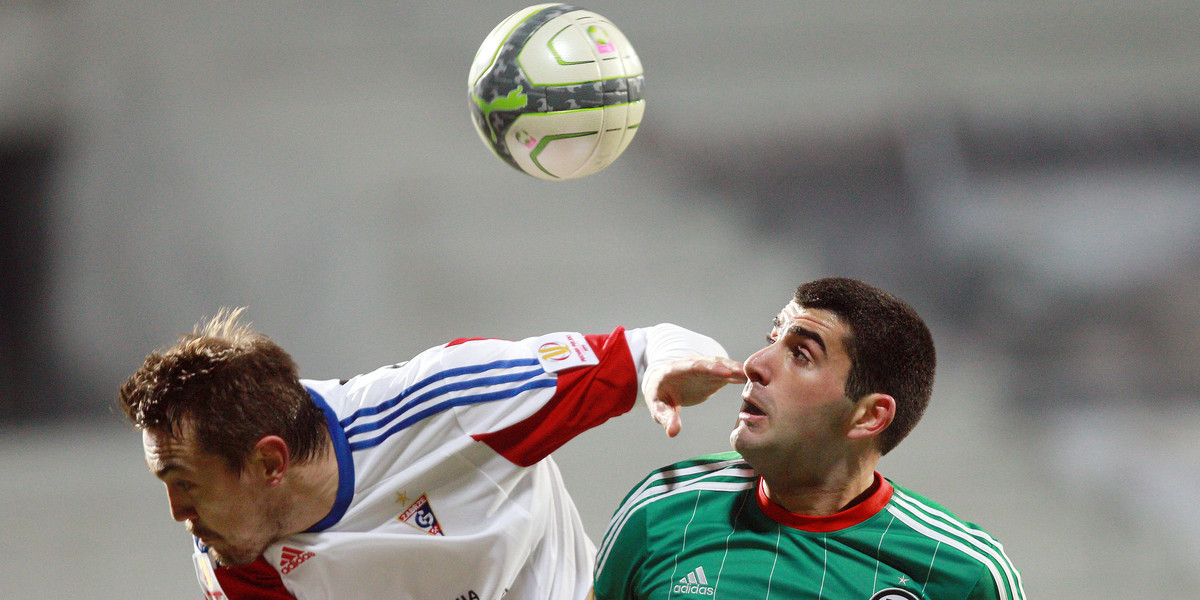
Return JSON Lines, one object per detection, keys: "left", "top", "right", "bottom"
{"left": 965, "top": 574, "right": 998, "bottom": 600}
{"left": 965, "top": 567, "right": 1025, "bottom": 600}
{"left": 593, "top": 500, "right": 650, "bottom": 600}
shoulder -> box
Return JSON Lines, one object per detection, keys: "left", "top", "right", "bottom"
{"left": 648, "top": 451, "right": 755, "bottom": 486}
{"left": 612, "top": 451, "right": 756, "bottom": 517}
{"left": 885, "top": 482, "right": 1025, "bottom": 599}
{"left": 313, "top": 339, "right": 540, "bottom": 411}
{"left": 596, "top": 452, "right": 757, "bottom": 577}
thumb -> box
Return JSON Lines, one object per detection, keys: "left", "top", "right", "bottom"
{"left": 664, "top": 410, "right": 682, "bottom": 437}
{"left": 655, "top": 402, "right": 682, "bottom": 438}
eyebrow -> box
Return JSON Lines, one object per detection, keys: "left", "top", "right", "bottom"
{"left": 772, "top": 317, "right": 827, "bottom": 353}
{"left": 150, "top": 462, "right": 184, "bottom": 480}
{"left": 790, "top": 325, "right": 827, "bottom": 353}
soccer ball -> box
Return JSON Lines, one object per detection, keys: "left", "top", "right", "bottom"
{"left": 468, "top": 3, "right": 645, "bottom": 181}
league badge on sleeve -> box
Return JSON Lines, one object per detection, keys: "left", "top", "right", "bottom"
{"left": 534, "top": 332, "right": 599, "bottom": 373}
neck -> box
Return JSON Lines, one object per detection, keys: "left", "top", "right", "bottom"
{"left": 752, "top": 452, "right": 881, "bottom": 516}
{"left": 761, "top": 469, "right": 878, "bottom": 516}
{"left": 281, "top": 431, "right": 341, "bottom": 535}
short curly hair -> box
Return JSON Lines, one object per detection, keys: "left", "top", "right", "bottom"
{"left": 118, "top": 308, "right": 328, "bottom": 472}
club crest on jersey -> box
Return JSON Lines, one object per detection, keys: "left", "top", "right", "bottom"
{"left": 869, "top": 588, "right": 920, "bottom": 600}
{"left": 533, "top": 332, "right": 599, "bottom": 373}
{"left": 398, "top": 493, "right": 444, "bottom": 536}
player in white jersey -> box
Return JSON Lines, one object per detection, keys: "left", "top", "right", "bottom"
{"left": 119, "top": 308, "right": 744, "bottom": 600}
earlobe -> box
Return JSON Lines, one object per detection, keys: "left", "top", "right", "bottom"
{"left": 848, "top": 394, "right": 895, "bottom": 440}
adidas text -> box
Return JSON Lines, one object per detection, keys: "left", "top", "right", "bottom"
{"left": 674, "top": 567, "right": 715, "bottom": 596}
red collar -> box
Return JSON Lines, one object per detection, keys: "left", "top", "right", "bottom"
{"left": 756, "top": 472, "right": 893, "bottom": 532}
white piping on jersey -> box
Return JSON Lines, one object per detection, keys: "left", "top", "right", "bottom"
{"left": 667, "top": 481, "right": 753, "bottom": 600}
{"left": 889, "top": 488, "right": 1024, "bottom": 599}
{"left": 922, "top": 541, "right": 942, "bottom": 595}
{"left": 666, "top": 490, "right": 705, "bottom": 600}
{"left": 871, "top": 512, "right": 897, "bottom": 592}
{"left": 816, "top": 535, "right": 828, "bottom": 600}
{"left": 596, "top": 459, "right": 756, "bottom": 577}
{"left": 340, "top": 359, "right": 554, "bottom": 451}
{"left": 710, "top": 488, "right": 751, "bottom": 598}
{"left": 885, "top": 502, "right": 1025, "bottom": 600}
{"left": 763, "top": 525, "right": 781, "bottom": 600}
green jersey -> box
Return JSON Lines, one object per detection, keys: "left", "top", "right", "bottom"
{"left": 594, "top": 452, "right": 1024, "bottom": 600}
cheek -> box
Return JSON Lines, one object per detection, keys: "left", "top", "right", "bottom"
{"left": 199, "top": 479, "right": 258, "bottom": 520}
{"left": 779, "top": 389, "right": 848, "bottom": 431}
{"left": 205, "top": 494, "right": 266, "bottom": 541}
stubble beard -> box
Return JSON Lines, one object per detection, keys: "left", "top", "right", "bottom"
{"left": 729, "top": 416, "right": 761, "bottom": 454}
{"left": 205, "top": 500, "right": 293, "bottom": 567}
{"left": 208, "top": 541, "right": 260, "bottom": 568}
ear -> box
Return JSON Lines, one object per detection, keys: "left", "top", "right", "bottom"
{"left": 847, "top": 393, "right": 895, "bottom": 442}
{"left": 252, "top": 436, "right": 290, "bottom": 487}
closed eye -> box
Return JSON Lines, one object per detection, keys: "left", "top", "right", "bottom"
{"left": 170, "top": 480, "right": 196, "bottom": 493}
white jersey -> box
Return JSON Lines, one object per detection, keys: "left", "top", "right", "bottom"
{"left": 190, "top": 324, "right": 725, "bottom": 600}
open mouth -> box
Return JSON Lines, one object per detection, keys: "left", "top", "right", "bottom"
{"left": 740, "top": 399, "right": 765, "bottom": 416}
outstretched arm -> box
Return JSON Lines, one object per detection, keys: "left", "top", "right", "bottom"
{"left": 643, "top": 355, "right": 745, "bottom": 437}
{"left": 638, "top": 323, "right": 745, "bottom": 437}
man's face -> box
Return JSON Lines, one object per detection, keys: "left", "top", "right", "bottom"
{"left": 731, "top": 301, "right": 858, "bottom": 470}
{"left": 142, "top": 423, "right": 283, "bottom": 566}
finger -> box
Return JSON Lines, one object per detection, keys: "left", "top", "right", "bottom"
{"left": 649, "top": 399, "right": 681, "bottom": 436}
{"left": 664, "top": 411, "right": 682, "bottom": 438}
{"left": 710, "top": 357, "right": 747, "bottom": 381}
{"left": 650, "top": 397, "right": 675, "bottom": 426}
{"left": 691, "top": 357, "right": 746, "bottom": 381}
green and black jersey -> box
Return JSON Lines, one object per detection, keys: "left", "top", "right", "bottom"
{"left": 594, "top": 452, "right": 1024, "bottom": 600}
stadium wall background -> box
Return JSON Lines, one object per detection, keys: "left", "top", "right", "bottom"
{"left": 1, "top": 3, "right": 1197, "bottom": 598}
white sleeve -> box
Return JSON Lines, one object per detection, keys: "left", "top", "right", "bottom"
{"left": 624, "top": 323, "right": 730, "bottom": 396}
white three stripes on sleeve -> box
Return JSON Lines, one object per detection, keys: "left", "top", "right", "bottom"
{"left": 887, "top": 489, "right": 1025, "bottom": 600}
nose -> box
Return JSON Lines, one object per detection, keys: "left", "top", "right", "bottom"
{"left": 167, "top": 487, "right": 198, "bottom": 522}
{"left": 743, "top": 345, "right": 771, "bottom": 385}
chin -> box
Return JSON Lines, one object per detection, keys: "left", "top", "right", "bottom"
{"left": 729, "top": 425, "right": 754, "bottom": 455}
{"left": 730, "top": 424, "right": 772, "bottom": 461}
{"left": 208, "top": 544, "right": 261, "bottom": 568}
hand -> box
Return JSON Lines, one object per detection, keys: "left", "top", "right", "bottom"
{"left": 644, "top": 356, "right": 746, "bottom": 437}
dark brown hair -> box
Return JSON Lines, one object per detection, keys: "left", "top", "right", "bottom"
{"left": 118, "top": 308, "right": 327, "bottom": 472}
{"left": 794, "top": 278, "right": 936, "bottom": 455}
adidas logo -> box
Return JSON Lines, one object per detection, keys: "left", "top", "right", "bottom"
{"left": 279, "top": 546, "right": 315, "bottom": 574}
{"left": 672, "top": 566, "right": 715, "bottom": 596}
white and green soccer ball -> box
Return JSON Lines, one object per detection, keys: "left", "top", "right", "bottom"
{"left": 468, "top": 3, "right": 645, "bottom": 181}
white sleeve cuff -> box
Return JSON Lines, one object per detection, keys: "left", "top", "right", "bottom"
{"left": 624, "top": 323, "right": 729, "bottom": 395}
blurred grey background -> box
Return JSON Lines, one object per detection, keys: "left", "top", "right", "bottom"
{"left": 2, "top": 1, "right": 1198, "bottom": 598}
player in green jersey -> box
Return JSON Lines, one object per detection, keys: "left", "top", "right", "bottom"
{"left": 595, "top": 278, "right": 1024, "bottom": 600}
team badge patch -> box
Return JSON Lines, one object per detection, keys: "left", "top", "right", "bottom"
{"left": 533, "top": 332, "right": 599, "bottom": 373}
{"left": 398, "top": 493, "right": 444, "bottom": 536}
